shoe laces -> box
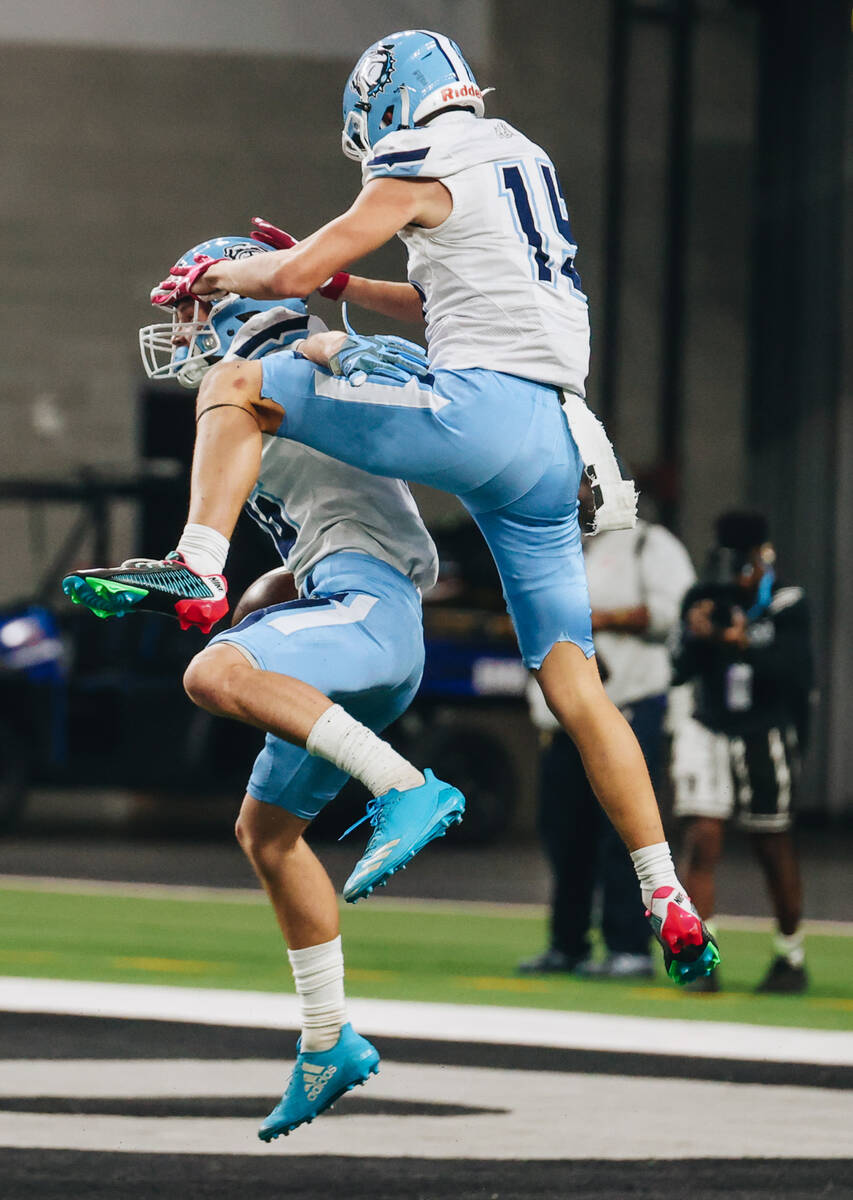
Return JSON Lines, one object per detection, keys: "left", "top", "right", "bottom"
{"left": 338, "top": 794, "right": 392, "bottom": 843}
{"left": 284, "top": 1057, "right": 306, "bottom": 1099}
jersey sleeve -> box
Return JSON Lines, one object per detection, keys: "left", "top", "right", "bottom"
{"left": 362, "top": 127, "right": 470, "bottom": 183}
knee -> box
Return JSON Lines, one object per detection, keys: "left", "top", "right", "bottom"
{"left": 541, "top": 673, "right": 607, "bottom": 738}
{"left": 183, "top": 650, "right": 242, "bottom": 714}
{"left": 235, "top": 812, "right": 301, "bottom": 878}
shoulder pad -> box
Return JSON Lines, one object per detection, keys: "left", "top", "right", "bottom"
{"left": 769, "top": 586, "right": 805, "bottom": 614}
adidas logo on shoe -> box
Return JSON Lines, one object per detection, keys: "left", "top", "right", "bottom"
{"left": 350, "top": 839, "right": 401, "bottom": 882}
{"left": 302, "top": 1062, "right": 338, "bottom": 1102}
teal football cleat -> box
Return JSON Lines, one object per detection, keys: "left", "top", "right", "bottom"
{"left": 646, "top": 885, "right": 721, "bottom": 986}
{"left": 258, "top": 1024, "right": 380, "bottom": 1141}
{"left": 62, "top": 552, "right": 228, "bottom": 633}
{"left": 342, "top": 769, "right": 465, "bottom": 903}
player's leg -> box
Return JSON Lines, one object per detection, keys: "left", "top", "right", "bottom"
{"left": 61, "top": 360, "right": 279, "bottom": 628}
{"left": 213, "top": 564, "right": 434, "bottom": 1137}
{"left": 469, "top": 399, "right": 718, "bottom": 984}
{"left": 186, "top": 559, "right": 464, "bottom": 901}
{"left": 749, "top": 830, "right": 807, "bottom": 991}
{"left": 185, "top": 643, "right": 344, "bottom": 745}
{"left": 733, "top": 728, "right": 807, "bottom": 992}
{"left": 469, "top": 437, "right": 665, "bottom": 851}
{"left": 750, "top": 830, "right": 803, "bottom": 937}
{"left": 231, "top": 750, "right": 379, "bottom": 1138}
{"left": 61, "top": 355, "right": 500, "bottom": 627}
{"left": 680, "top": 816, "right": 726, "bottom": 922}
{"left": 538, "top": 645, "right": 665, "bottom": 846}
{"left": 235, "top": 794, "right": 338, "bottom": 950}
{"left": 670, "top": 713, "right": 734, "bottom": 982}
{"left": 596, "top": 698, "right": 664, "bottom": 975}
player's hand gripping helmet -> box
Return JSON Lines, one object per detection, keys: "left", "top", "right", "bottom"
{"left": 139, "top": 236, "right": 310, "bottom": 389}
{"left": 342, "top": 29, "right": 485, "bottom": 162}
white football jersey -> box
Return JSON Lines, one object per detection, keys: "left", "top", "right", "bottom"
{"left": 245, "top": 436, "right": 438, "bottom": 595}
{"left": 363, "top": 112, "right": 591, "bottom": 395}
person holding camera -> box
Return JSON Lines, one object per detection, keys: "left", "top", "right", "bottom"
{"left": 670, "top": 511, "right": 812, "bottom": 993}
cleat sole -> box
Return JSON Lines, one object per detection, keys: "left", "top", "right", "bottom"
{"left": 62, "top": 575, "right": 149, "bottom": 619}
{"left": 669, "top": 940, "right": 722, "bottom": 986}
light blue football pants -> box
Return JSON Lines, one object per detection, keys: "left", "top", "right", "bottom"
{"left": 261, "top": 353, "right": 593, "bottom": 669}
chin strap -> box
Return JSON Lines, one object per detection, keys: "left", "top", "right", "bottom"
{"left": 396, "top": 84, "right": 412, "bottom": 129}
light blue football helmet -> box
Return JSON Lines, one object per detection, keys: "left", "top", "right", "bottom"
{"left": 139, "top": 236, "right": 309, "bottom": 389}
{"left": 342, "top": 29, "right": 485, "bottom": 161}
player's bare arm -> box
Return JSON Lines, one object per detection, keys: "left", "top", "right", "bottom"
{"left": 193, "top": 178, "right": 452, "bottom": 302}
{"left": 338, "top": 276, "right": 425, "bottom": 324}
{"left": 248, "top": 216, "right": 425, "bottom": 323}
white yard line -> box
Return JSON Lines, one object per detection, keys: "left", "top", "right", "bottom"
{"left": 1, "top": 874, "right": 852, "bottom": 934}
{"left": 2, "top": 976, "right": 852, "bottom": 1066}
{"left": 0, "top": 1061, "right": 851, "bottom": 1159}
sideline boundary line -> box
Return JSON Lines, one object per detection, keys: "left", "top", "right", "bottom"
{"left": 2, "top": 976, "right": 853, "bottom": 1066}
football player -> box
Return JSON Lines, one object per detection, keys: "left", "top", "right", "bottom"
{"left": 73, "top": 31, "right": 718, "bottom": 985}
{"left": 65, "top": 234, "right": 463, "bottom": 1139}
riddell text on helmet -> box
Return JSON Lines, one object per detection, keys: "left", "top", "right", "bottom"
{"left": 440, "top": 84, "right": 481, "bottom": 102}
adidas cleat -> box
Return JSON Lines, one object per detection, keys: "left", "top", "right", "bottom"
{"left": 258, "top": 1024, "right": 379, "bottom": 1141}
{"left": 646, "top": 885, "right": 721, "bottom": 986}
{"left": 62, "top": 552, "right": 228, "bottom": 633}
{"left": 342, "top": 769, "right": 465, "bottom": 904}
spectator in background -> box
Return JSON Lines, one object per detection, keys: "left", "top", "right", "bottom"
{"left": 520, "top": 487, "right": 696, "bottom": 977}
{"left": 670, "top": 512, "right": 812, "bottom": 993}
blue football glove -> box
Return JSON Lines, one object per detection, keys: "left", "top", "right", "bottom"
{"left": 327, "top": 305, "right": 430, "bottom": 386}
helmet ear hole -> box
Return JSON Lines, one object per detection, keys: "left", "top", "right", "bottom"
{"left": 380, "top": 104, "right": 394, "bottom": 128}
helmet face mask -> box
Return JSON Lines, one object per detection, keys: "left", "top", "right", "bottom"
{"left": 140, "top": 297, "right": 228, "bottom": 390}
{"left": 341, "top": 30, "right": 484, "bottom": 161}
{"left": 139, "top": 236, "right": 307, "bottom": 389}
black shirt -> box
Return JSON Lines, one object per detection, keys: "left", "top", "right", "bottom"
{"left": 672, "top": 581, "right": 812, "bottom": 744}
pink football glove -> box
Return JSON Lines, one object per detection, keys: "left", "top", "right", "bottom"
{"left": 150, "top": 254, "right": 226, "bottom": 307}
{"left": 250, "top": 217, "right": 350, "bottom": 301}
{"left": 250, "top": 216, "right": 298, "bottom": 250}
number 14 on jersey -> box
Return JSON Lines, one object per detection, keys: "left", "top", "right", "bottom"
{"left": 497, "top": 158, "right": 586, "bottom": 300}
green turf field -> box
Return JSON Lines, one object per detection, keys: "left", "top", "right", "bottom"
{"left": 1, "top": 884, "right": 851, "bottom": 1030}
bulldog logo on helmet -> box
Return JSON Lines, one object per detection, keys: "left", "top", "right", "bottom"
{"left": 222, "top": 242, "right": 265, "bottom": 261}
{"left": 352, "top": 46, "right": 396, "bottom": 101}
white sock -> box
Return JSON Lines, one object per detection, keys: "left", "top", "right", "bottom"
{"left": 774, "top": 929, "right": 805, "bottom": 968}
{"left": 175, "top": 523, "right": 230, "bottom": 576}
{"left": 287, "top": 935, "right": 347, "bottom": 1053}
{"left": 630, "top": 841, "right": 681, "bottom": 909}
{"left": 306, "top": 703, "right": 424, "bottom": 797}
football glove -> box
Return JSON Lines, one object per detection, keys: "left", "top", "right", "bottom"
{"left": 328, "top": 304, "right": 430, "bottom": 385}
{"left": 150, "top": 254, "right": 227, "bottom": 307}
{"left": 249, "top": 216, "right": 298, "bottom": 250}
